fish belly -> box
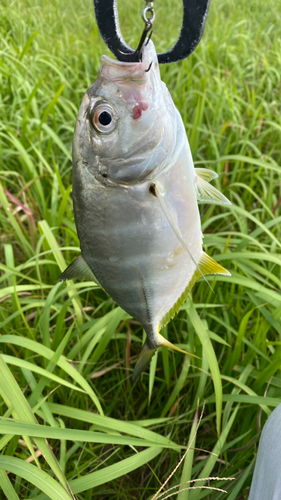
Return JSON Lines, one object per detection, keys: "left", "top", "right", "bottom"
{"left": 73, "top": 146, "right": 202, "bottom": 338}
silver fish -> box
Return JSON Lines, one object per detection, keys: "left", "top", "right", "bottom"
{"left": 60, "top": 40, "right": 231, "bottom": 380}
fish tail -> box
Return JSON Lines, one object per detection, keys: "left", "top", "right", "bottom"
{"left": 157, "top": 333, "right": 199, "bottom": 359}
{"left": 157, "top": 333, "right": 190, "bottom": 354}
{"left": 132, "top": 331, "right": 199, "bottom": 382}
{"left": 132, "top": 338, "right": 157, "bottom": 382}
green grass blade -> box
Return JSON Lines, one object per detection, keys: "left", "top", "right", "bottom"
{"left": 188, "top": 301, "right": 222, "bottom": 435}
{"left": 47, "top": 403, "right": 179, "bottom": 447}
{"left": 0, "top": 355, "right": 73, "bottom": 498}
{"left": 38, "top": 220, "right": 83, "bottom": 325}
{"left": 0, "top": 457, "right": 72, "bottom": 500}
{"left": 0, "top": 419, "right": 181, "bottom": 449}
{"left": 0, "top": 336, "right": 104, "bottom": 415}
{"left": 0, "top": 469, "right": 20, "bottom": 500}
{"left": 1, "top": 354, "right": 86, "bottom": 394}
{"left": 70, "top": 447, "right": 162, "bottom": 495}
{"left": 177, "top": 408, "right": 199, "bottom": 500}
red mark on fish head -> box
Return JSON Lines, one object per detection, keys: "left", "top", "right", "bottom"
{"left": 132, "top": 102, "right": 148, "bottom": 120}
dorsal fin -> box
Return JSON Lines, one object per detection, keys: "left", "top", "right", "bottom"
{"left": 58, "top": 255, "right": 100, "bottom": 285}
{"left": 195, "top": 175, "right": 231, "bottom": 205}
{"left": 159, "top": 252, "right": 230, "bottom": 329}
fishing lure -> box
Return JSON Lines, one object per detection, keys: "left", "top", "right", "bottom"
{"left": 60, "top": 0, "right": 231, "bottom": 380}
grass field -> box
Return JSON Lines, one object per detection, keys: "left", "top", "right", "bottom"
{"left": 0, "top": 0, "right": 281, "bottom": 498}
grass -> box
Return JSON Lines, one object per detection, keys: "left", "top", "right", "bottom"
{"left": 0, "top": 0, "right": 281, "bottom": 498}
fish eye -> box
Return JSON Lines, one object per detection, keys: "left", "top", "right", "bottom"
{"left": 89, "top": 100, "right": 117, "bottom": 134}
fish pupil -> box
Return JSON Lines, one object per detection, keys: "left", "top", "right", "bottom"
{"left": 99, "top": 111, "right": 112, "bottom": 126}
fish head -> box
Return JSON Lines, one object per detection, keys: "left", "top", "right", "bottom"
{"left": 73, "top": 40, "right": 177, "bottom": 184}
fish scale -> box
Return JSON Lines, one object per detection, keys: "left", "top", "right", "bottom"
{"left": 60, "top": 40, "right": 231, "bottom": 380}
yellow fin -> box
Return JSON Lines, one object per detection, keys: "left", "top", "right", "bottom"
{"left": 157, "top": 334, "right": 199, "bottom": 359}
{"left": 132, "top": 334, "right": 199, "bottom": 381}
{"left": 159, "top": 252, "right": 230, "bottom": 329}
{"left": 198, "top": 252, "right": 231, "bottom": 276}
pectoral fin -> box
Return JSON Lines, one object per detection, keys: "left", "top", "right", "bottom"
{"left": 195, "top": 168, "right": 218, "bottom": 182}
{"left": 58, "top": 255, "right": 100, "bottom": 285}
{"left": 195, "top": 175, "right": 231, "bottom": 205}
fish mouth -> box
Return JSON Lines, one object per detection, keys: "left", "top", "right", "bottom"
{"left": 100, "top": 56, "right": 150, "bottom": 85}
{"left": 99, "top": 40, "right": 161, "bottom": 116}
{"left": 100, "top": 39, "right": 158, "bottom": 84}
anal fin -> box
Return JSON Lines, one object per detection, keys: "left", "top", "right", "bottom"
{"left": 58, "top": 255, "right": 100, "bottom": 285}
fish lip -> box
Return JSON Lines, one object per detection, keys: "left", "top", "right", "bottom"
{"left": 98, "top": 40, "right": 160, "bottom": 111}
{"left": 100, "top": 55, "right": 149, "bottom": 85}
{"left": 99, "top": 60, "right": 152, "bottom": 111}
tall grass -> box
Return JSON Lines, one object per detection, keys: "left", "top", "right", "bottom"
{"left": 0, "top": 0, "right": 281, "bottom": 498}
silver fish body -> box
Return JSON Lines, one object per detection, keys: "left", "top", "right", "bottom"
{"left": 60, "top": 41, "right": 230, "bottom": 378}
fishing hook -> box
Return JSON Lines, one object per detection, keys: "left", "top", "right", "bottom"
{"left": 116, "top": 7, "right": 154, "bottom": 63}
{"left": 93, "top": 0, "right": 211, "bottom": 64}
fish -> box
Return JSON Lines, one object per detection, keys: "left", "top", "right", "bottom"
{"left": 59, "top": 40, "right": 231, "bottom": 381}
